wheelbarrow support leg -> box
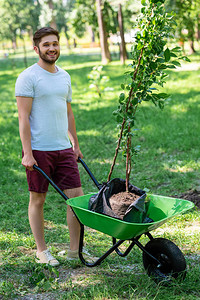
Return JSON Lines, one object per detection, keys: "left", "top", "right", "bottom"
{"left": 112, "top": 237, "right": 140, "bottom": 257}
{"left": 133, "top": 239, "right": 161, "bottom": 267}
{"left": 79, "top": 223, "right": 125, "bottom": 267}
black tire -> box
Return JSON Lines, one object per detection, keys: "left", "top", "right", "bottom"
{"left": 143, "top": 238, "right": 187, "bottom": 284}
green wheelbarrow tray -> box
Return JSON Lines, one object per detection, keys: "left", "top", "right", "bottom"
{"left": 67, "top": 193, "right": 194, "bottom": 240}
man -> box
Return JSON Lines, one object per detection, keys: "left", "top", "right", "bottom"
{"left": 15, "top": 27, "right": 83, "bottom": 266}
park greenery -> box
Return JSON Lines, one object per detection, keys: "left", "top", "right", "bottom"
{"left": 0, "top": 46, "right": 200, "bottom": 299}
{"left": 87, "top": 65, "right": 111, "bottom": 98}
{"left": 0, "top": 0, "right": 200, "bottom": 64}
{"left": 0, "top": 0, "right": 200, "bottom": 299}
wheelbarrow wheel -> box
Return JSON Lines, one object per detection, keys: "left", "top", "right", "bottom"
{"left": 143, "top": 238, "right": 186, "bottom": 285}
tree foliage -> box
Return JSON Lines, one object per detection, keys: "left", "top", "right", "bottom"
{"left": 70, "top": 0, "right": 97, "bottom": 39}
{"left": 165, "top": 0, "right": 200, "bottom": 52}
{"left": 0, "top": 0, "right": 40, "bottom": 43}
{"left": 107, "top": 0, "right": 190, "bottom": 190}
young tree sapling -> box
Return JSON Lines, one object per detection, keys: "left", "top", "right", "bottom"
{"left": 107, "top": 0, "right": 189, "bottom": 193}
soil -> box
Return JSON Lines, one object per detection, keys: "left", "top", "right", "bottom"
{"left": 109, "top": 191, "right": 140, "bottom": 219}
{"left": 108, "top": 189, "right": 200, "bottom": 220}
{"left": 180, "top": 189, "right": 200, "bottom": 209}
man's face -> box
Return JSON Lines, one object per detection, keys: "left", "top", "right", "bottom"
{"left": 36, "top": 34, "right": 60, "bottom": 64}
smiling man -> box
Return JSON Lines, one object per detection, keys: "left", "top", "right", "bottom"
{"left": 15, "top": 27, "right": 84, "bottom": 266}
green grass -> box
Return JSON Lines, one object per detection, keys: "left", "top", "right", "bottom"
{"left": 0, "top": 49, "right": 200, "bottom": 299}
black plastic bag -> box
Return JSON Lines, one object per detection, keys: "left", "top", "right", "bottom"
{"left": 88, "top": 178, "right": 150, "bottom": 223}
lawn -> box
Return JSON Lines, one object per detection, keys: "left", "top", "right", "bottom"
{"left": 0, "top": 49, "right": 200, "bottom": 299}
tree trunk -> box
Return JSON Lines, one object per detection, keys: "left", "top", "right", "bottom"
{"left": 187, "top": 23, "right": 196, "bottom": 54}
{"left": 12, "top": 34, "right": 17, "bottom": 50}
{"left": 22, "top": 36, "right": 28, "bottom": 68}
{"left": 189, "top": 40, "right": 196, "bottom": 54}
{"left": 64, "top": 26, "right": 70, "bottom": 49}
{"left": 48, "top": 0, "right": 57, "bottom": 29}
{"left": 73, "top": 38, "right": 77, "bottom": 48}
{"left": 88, "top": 26, "right": 95, "bottom": 43}
{"left": 65, "top": 37, "right": 70, "bottom": 49}
{"left": 118, "top": 4, "right": 127, "bottom": 64}
{"left": 197, "top": 14, "right": 200, "bottom": 41}
{"left": 197, "top": 28, "right": 200, "bottom": 41}
{"left": 28, "top": 29, "right": 33, "bottom": 47}
{"left": 12, "top": 40, "right": 17, "bottom": 50}
{"left": 96, "top": 0, "right": 111, "bottom": 64}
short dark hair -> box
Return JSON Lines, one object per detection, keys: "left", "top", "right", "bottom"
{"left": 33, "top": 27, "right": 60, "bottom": 47}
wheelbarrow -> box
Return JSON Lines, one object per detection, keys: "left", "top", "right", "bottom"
{"left": 33, "top": 158, "right": 194, "bottom": 284}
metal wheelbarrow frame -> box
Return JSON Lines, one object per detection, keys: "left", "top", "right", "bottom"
{"left": 34, "top": 158, "right": 194, "bottom": 284}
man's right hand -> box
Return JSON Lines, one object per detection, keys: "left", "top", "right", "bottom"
{"left": 22, "top": 154, "right": 38, "bottom": 171}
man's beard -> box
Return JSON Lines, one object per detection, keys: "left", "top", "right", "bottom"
{"left": 38, "top": 47, "right": 60, "bottom": 65}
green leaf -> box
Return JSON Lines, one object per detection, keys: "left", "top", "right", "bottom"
{"left": 137, "top": 32, "right": 141, "bottom": 39}
{"left": 167, "top": 64, "right": 176, "bottom": 69}
{"left": 171, "top": 60, "right": 181, "bottom": 67}
{"left": 158, "top": 64, "right": 167, "bottom": 70}
{"left": 158, "top": 100, "right": 165, "bottom": 109}
{"left": 132, "top": 98, "right": 138, "bottom": 105}
{"left": 137, "top": 42, "right": 144, "bottom": 50}
{"left": 170, "top": 52, "right": 177, "bottom": 58}
{"left": 157, "top": 93, "right": 169, "bottom": 99}
{"left": 179, "top": 56, "right": 191, "bottom": 62}
{"left": 171, "top": 46, "right": 182, "bottom": 52}
{"left": 157, "top": 57, "right": 165, "bottom": 63}
{"left": 116, "top": 114, "right": 123, "bottom": 122}
{"left": 164, "top": 48, "right": 171, "bottom": 62}
{"left": 141, "top": 0, "right": 147, "bottom": 6}
{"left": 121, "top": 84, "right": 125, "bottom": 90}
{"left": 119, "top": 93, "right": 125, "bottom": 102}
{"left": 142, "top": 30, "right": 146, "bottom": 38}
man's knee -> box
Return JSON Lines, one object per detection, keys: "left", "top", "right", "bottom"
{"left": 29, "top": 192, "right": 46, "bottom": 207}
{"left": 64, "top": 187, "right": 83, "bottom": 199}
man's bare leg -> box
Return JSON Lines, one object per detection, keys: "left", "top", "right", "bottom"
{"left": 64, "top": 187, "right": 83, "bottom": 251}
{"left": 28, "top": 191, "right": 47, "bottom": 253}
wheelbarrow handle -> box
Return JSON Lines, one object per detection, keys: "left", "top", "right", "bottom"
{"left": 33, "top": 158, "right": 101, "bottom": 200}
{"left": 33, "top": 164, "right": 69, "bottom": 201}
{"left": 78, "top": 157, "right": 102, "bottom": 190}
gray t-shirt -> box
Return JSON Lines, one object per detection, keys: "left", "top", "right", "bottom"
{"left": 15, "top": 63, "right": 72, "bottom": 151}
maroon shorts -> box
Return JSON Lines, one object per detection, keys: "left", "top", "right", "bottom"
{"left": 25, "top": 148, "right": 81, "bottom": 193}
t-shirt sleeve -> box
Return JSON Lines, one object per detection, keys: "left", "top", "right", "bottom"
{"left": 15, "top": 71, "right": 34, "bottom": 98}
{"left": 66, "top": 75, "right": 72, "bottom": 103}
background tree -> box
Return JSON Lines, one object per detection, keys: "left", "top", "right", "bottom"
{"left": 0, "top": 0, "right": 40, "bottom": 50}
{"left": 104, "top": 0, "right": 139, "bottom": 64}
{"left": 95, "top": 0, "right": 135, "bottom": 64}
{"left": 108, "top": 0, "right": 131, "bottom": 64}
{"left": 165, "top": 0, "right": 200, "bottom": 54}
{"left": 39, "top": 0, "right": 57, "bottom": 29}
{"left": 71, "top": 0, "right": 98, "bottom": 43}
{"left": 54, "top": 0, "right": 75, "bottom": 48}
{"left": 71, "top": 0, "right": 116, "bottom": 62}
{"left": 96, "top": 0, "right": 111, "bottom": 64}
{"left": 117, "top": 4, "right": 127, "bottom": 64}
{"left": 0, "top": 0, "right": 40, "bottom": 67}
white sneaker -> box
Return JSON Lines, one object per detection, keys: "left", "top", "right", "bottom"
{"left": 36, "top": 249, "right": 59, "bottom": 266}
{"left": 67, "top": 248, "right": 92, "bottom": 259}
{"left": 67, "top": 249, "right": 79, "bottom": 260}
{"left": 67, "top": 248, "right": 97, "bottom": 261}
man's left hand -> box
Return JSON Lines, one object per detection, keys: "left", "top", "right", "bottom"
{"left": 73, "top": 147, "right": 83, "bottom": 161}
